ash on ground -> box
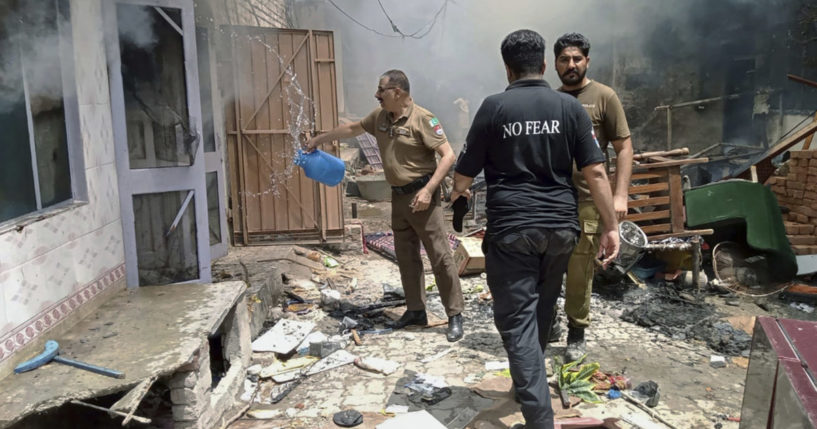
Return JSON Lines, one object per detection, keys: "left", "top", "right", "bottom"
{"left": 618, "top": 285, "right": 751, "bottom": 356}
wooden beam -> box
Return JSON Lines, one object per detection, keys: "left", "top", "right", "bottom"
{"left": 803, "top": 111, "right": 817, "bottom": 150}
{"left": 639, "top": 223, "right": 672, "bottom": 234}
{"left": 631, "top": 171, "right": 668, "bottom": 181}
{"left": 641, "top": 223, "right": 672, "bottom": 234}
{"left": 626, "top": 210, "right": 671, "bottom": 222}
{"left": 668, "top": 167, "right": 685, "bottom": 233}
{"left": 762, "top": 120, "right": 817, "bottom": 161}
{"left": 629, "top": 183, "right": 670, "bottom": 194}
{"left": 628, "top": 196, "right": 671, "bottom": 208}
{"left": 633, "top": 157, "right": 710, "bottom": 170}
{"left": 633, "top": 148, "right": 689, "bottom": 160}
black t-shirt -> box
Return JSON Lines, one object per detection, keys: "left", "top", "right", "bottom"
{"left": 455, "top": 79, "right": 605, "bottom": 237}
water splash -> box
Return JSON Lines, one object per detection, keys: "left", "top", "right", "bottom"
{"left": 227, "top": 32, "right": 317, "bottom": 199}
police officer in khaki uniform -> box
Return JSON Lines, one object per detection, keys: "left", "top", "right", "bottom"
{"left": 553, "top": 33, "right": 633, "bottom": 362}
{"left": 306, "top": 70, "right": 465, "bottom": 342}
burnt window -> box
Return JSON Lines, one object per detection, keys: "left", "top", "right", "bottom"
{"left": 0, "top": 0, "right": 79, "bottom": 224}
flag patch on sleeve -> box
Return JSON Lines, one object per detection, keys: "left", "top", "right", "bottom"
{"left": 433, "top": 124, "right": 444, "bottom": 135}
{"left": 429, "top": 117, "right": 440, "bottom": 127}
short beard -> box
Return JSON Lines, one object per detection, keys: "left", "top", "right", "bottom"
{"left": 559, "top": 68, "right": 586, "bottom": 86}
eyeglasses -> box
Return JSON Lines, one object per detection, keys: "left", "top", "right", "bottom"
{"left": 376, "top": 86, "right": 399, "bottom": 94}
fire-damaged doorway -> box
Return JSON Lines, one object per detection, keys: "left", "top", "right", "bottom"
{"left": 221, "top": 28, "right": 344, "bottom": 245}
{"left": 105, "top": 0, "right": 221, "bottom": 286}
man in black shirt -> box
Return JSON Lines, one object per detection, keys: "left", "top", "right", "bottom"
{"left": 451, "top": 29, "right": 620, "bottom": 428}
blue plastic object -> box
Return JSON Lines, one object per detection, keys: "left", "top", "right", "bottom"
{"left": 14, "top": 340, "right": 58, "bottom": 373}
{"left": 607, "top": 388, "right": 622, "bottom": 399}
{"left": 294, "top": 149, "right": 345, "bottom": 187}
{"left": 14, "top": 339, "right": 125, "bottom": 378}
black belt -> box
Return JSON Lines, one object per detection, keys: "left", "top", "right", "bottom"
{"left": 392, "top": 174, "right": 431, "bottom": 195}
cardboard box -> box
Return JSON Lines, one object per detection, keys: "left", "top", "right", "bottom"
{"left": 453, "top": 236, "right": 485, "bottom": 275}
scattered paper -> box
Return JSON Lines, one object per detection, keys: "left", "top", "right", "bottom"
{"left": 260, "top": 356, "right": 318, "bottom": 379}
{"left": 421, "top": 348, "right": 453, "bottom": 364}
{"left": 376, "top": 410, "right": 447, "bottom": 429}
{"left": 485, "top": 360, "right": 510, "bottom": 371}
{"left": 384, "top": 404, "right": 409, "bottom": 415}
{"left": 355, "top": 357, "right": 401, "bottom": 375}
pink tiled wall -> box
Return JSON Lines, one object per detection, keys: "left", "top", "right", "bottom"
{"left": 0, "top": 0, "right": 125, "bottom": 364}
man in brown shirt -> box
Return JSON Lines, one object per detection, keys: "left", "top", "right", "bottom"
{"left": 554, "top": 33, "right": 634, "bottom": 362}
{"left": 305, "top": 70, "right": 465, "bottom": 342}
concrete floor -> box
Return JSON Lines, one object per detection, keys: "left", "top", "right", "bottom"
{"left": 220, "top": 196, "right": 816, "bottom": 428}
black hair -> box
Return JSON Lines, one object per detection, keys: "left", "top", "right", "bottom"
{"left": 500, "top": 29, "right": 546, "bottom": 76}
{"left": 381, "top": 69, "right": 410, "bottom": 93}
{"left": 553, "top": 32, "right": 591, "bottom": 58}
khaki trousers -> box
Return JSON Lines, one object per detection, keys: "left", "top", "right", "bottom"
{"left": 563, "top": 202, "right": 601, "bottom": 328}
{"left": 391, "top": 187, "right": 464, "bottom": 317}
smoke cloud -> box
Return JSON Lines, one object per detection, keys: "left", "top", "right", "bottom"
{"left": 290, "top": 0, "right": 817, "bottom": 152}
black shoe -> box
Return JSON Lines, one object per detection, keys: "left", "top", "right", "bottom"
{"left": 387, "top": 310, "right": 428, "bottom": 329}
{"left": 446, "top": 313, "right": 464, "bottom": 342}
{"left": 565, "top": 326, "right": 586, "bottom": 363}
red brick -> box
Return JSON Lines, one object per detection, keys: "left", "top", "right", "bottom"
{"left": 791, "top": 150, "right": 811, "bottom": 159}
{"left": 789, "top": 236, "right": 817, "bottom": 245}
{"left": 793, "top": 190, "right": 805, "bottom": 200}
{"left": 788, "top": 173, "right": 799, "bottom": 182}
{"left": 794, "top": 213, "right": 809, "bottom": 223}
{"left": 810, "top": 158, "right": 817, "bottom": 168}
{"left": 792, "top": 245, "right": 811, "bottom": 255}
{"left": 801, "top": 224, "right": 816, "bottom": 235}
{"left": 793, "top": 166, "right": 809, "bottom": 175}
{"left": 789, "top": 181, "right": 805, "bottom": 191}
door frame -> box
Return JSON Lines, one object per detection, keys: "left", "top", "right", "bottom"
{"left": 104, "top": 0, "right": 211, "bottom": 286}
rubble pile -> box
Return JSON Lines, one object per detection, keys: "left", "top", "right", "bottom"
{"left": 768, "top": 150, "right": 817, "bottom": 255}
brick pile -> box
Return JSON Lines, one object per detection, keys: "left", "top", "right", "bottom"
{"left": 768, "top": 150, "right": 817, "bottom": 255}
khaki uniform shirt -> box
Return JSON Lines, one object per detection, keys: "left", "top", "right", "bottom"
{"left": 360, "top": 103, "right": 447, "bottom": 186}
{"left": 559, "top": 80, "right": 631, "bottom": 202}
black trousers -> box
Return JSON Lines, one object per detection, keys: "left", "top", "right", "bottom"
{"left": 483, "top": 228, "right": 578, "bottom": 429}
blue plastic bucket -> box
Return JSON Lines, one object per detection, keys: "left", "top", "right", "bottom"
{"left": 294, "top": 149, "right": 345, "bottom": 187}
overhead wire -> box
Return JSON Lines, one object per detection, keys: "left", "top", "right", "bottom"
{"left": 327, "top": 0, "right": 449, "bottom": 39}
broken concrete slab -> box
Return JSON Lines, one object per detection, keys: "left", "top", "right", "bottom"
{"left": 251, "top": 319, "right": 315, "bottom": 354}
{"left": 0, "top": 281, "right": 246, "bottom": 428}
{"left": 305, "top": 349, "right": 356, "bottom": 376}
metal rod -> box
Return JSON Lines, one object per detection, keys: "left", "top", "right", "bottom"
{"left": 655, "top": 93, "right": 743, "bottom": 110}
{"left": 787, "top": 74, "right": 817, "bottom": 89}
{"left": 153, "top": 7, "right": 183, "bottom": 36}
{"left": 20, "top": 45, "right": 42, "bottom": 210}
{"left": 666, "top": 108, "right": 672, "bottom": 151}
{"left": 70, "top": 400, "right": 151, "bottom": 425}
{"left": 688, "top": 142, "right": 721, "bottom": 159}
{"left": 620, "top": 391, "right": 679, "bottom": 429}
{"left": 692, "top": 236, "right": 702, "bottom": 294}
{"left": 165, "top": 190, "right": 195, "bottom": 238}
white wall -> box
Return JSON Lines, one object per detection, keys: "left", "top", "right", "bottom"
{"left": 0, "top": 0, "right": 125, "bottom": 370}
